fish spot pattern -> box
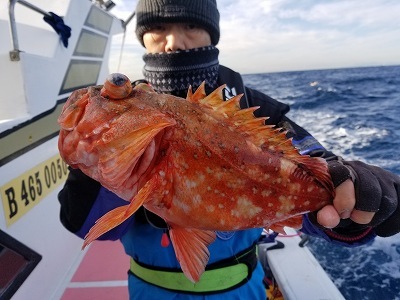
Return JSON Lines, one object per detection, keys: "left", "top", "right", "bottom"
{"left": 234, "top": 196, "right": 262, "bottom": 218}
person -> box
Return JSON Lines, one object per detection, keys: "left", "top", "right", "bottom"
{"left": 58, "top": 0, "right": 400, "bottom": 299}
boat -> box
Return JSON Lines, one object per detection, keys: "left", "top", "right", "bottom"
{"left": 0, "top": 1, "right": 345, "bottom": 299}
{"left": 0, "top": 1, "right": 133, "bottom": 299}
{"left": 259, "top": 228, "right": 345, "bottom": 299}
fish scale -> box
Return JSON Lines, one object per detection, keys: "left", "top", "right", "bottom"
{"left": 58, "top": 73, "right": 334, "bottom": 283}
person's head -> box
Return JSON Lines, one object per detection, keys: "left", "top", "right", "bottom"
{"left": 135, "top": 0, "right": 220, "bottom": 52}
{"left": 135, "top": 0, "right": 221, "bottom": 97}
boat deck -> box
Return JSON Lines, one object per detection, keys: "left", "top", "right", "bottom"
{"left": 60, "top": 241, "right": 129, "bottom": 300}
{"left": 58, "top": 233, "right": 346, "bottom": 300}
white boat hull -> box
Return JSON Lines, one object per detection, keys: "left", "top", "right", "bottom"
{"left": 0, "top": 1, "right": 126, "bottom": 298}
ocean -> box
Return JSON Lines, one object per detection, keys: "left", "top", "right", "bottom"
{"left": 243, "top": 65, "right": 400, "bottom": 300}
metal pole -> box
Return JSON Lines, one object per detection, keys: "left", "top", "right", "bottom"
{"left": 8, "top": 0, "right": 52, "bottom": 61}
{"left": 122, "top": 11, "right": 135, "bottom": 29}
{"left": 16, "top": 0, "right": 51, "bottom": 17}
{"left": 9, "top": 0, "right": 20, "bottom": 61}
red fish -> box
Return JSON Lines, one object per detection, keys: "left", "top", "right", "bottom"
{"left": 58, "top": 73, "right": 334, "bottom": 282}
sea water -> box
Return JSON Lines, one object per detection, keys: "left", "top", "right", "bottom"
{"left": 243, "top": 65, "right": 400, "bottom": 300}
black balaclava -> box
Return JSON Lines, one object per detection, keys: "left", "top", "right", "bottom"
{"left": 142, "top": 46, "right": 220, "bottom": 98}
{"left": 135, "top": 0, "right": 221, "bottom": 97}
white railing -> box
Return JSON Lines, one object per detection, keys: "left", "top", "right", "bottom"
{"left": 8, "top": 0, "right": 52, "bottom": 61}
{"left": 8, "top": 0, "right": 135, "bottom": 61}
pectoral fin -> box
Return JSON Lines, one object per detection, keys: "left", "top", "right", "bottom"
{"left": 169, "top": 226, "right": 216, "bottom": 283}
{"left": 98, "top": 120, "right": 174, "bottom": 184}
{"left": 82, "top": 176, "right": 157, "bottom": 249}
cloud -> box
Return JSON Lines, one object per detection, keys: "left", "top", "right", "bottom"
{"left": 217, "top": 0, "right": 400, "bottom": 73}
{"left": 109, "top": 0, "right": 400, "bottom": 77}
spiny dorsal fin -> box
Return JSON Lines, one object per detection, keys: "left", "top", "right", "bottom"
{"left": 214, "top": 94, "right": 242, "bottom": 116}
{"left": 200, "top": 85, "right": 226, "bottom": 106}
{"left": 235, "top": 118, "right": 270, "bottom": 130}
{"left": 187, "top": 82, "right": 304, "bottom": 160}
{"left": 232, "top": 107, "right": 259, "bottom": 122}
{"left": 186, "top": 82, "right": 207, "bottom": 103}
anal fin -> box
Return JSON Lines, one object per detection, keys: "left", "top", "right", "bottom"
{"left": 169, "top": 226, "right": 216, "bottom": 283}
{"left": 268, "top": 214, "right": 304, "bottom": 234}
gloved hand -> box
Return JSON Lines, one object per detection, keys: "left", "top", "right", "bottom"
{"left": 324, "top": 160, "right": 400, "bottom": 237}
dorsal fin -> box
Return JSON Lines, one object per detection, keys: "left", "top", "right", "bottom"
{"left": 186, "top": 82, "right": 335, "bottom": 195}
{"left": 187, "top": 82, "right": 302, "bottom": 160}
{"left": 186, "top": 82, "right": 207, "bottom": 103}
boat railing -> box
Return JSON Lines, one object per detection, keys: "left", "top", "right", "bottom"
{"left": 8, "top": 0, "right": 52, "bottom": 61}
{"left": 8, "top": 0, "right": 135, "bottom": 62}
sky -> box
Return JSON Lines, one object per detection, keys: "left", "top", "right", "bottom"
{"left": 108, "top": 0, "right": 400, "bottom": 78}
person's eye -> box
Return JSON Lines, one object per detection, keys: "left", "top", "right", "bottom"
{"left": 186, "top": 24, "right": 201, "bottom": 30}
{"left": 148, "top": 24, "right": 165, "bottom": 32}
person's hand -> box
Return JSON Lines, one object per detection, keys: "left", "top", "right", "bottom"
{"left": 316, "top": 179, "right": 375, "bottom": 228}
{"left": 314, "top": 160, "right": 400, "bottom": 237}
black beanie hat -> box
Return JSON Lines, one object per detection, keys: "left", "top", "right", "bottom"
{"left": 135, "top": 0, "right": 220, "bottom": 47}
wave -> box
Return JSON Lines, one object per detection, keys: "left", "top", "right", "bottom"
{"left": 243, "top": 65, "right": 400, "bottom": 175}
{"left": 307, "top": 235, "right": 400, "bottom": 300}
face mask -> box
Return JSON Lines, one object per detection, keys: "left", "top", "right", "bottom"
{"left": 143, "top": 46, "right": 220, "bottom": 98}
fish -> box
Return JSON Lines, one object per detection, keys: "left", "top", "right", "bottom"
{"left": 58, "top": 73, "right": 334, "bottom": 282}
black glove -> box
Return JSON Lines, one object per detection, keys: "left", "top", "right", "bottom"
{"left": 327, "top": 160, "right": 400, "bottom": 237}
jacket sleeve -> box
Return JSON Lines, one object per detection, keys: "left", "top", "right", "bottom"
{"left": 58, "top": 167, "right": 101, "bottom": 233}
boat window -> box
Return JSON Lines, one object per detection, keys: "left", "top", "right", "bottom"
{"left": 74, "top": 29, "right": 108, "bottom": 58}
{"left": 60, "top": 60, "right": 102, "bottom": 94}
{"left": 84, "top": 5, "right": 113, "bottom": 34}
{"left": 0, "top": 230, "right": 42, "bottom": 299}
